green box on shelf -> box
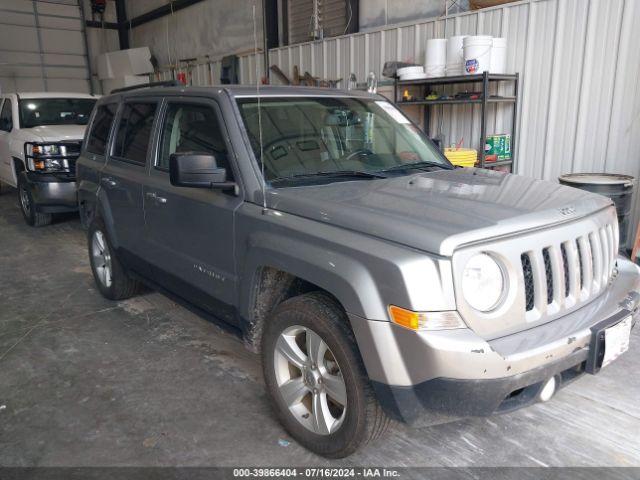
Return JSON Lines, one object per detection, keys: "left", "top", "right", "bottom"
{"left": 484, "top": 134, "right": 511, "bottom": 160}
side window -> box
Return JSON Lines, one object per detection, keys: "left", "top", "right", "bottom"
{"left": 113, "top": 102, "right": 157, "bottom": 165}
{"left": 157, "top": 102, "right": 231, "bottom": 177}
{"left": 0, "top": 99, "right": 13, "bottom": 132}
{"left": 86, "top": 103, "right": 117, "bottom": 155}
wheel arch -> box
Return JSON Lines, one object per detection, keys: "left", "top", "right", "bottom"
{"left": 239, "top": 238, "right": 387, "bottom": 353}
{"left": 11, "top": 157, "right": 24, "bottom": 186}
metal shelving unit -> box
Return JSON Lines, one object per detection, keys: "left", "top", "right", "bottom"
{"left": 393, "top": 72, "right": 519, "bottom": 170}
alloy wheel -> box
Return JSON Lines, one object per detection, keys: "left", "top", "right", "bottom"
{"left": 19, "top": 185, "right": 31, "bottom": 217}
{"left": 273, "top": 325, "right": 347, "bottom": 435}
{"left": 91, "top": 230, "right": 113, "bottom": 288}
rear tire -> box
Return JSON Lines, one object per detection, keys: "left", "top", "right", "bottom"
{"left": 18, "top": 177, "right": 52, "bottom": 227}
{"left": 88, "top": 218, "right": 140, "bottom": 300}
{"left": 262, "top": 292, "right": 390, "bottom": 458}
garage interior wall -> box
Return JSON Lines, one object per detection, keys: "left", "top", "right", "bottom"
{"left": 127, "top": 0, "right": 261, "bottom": 72}
{"left": 0, "top": 0, "right": 93, "bottom": 94}
{"left": 243, "top": 0, "right": 640, "bottom": 247}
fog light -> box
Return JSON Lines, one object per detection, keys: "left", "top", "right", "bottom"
{"left": 539, "top": 377, "right": 557, "bottom": 402}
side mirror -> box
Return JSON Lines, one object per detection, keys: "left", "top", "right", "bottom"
{"left": 169, "top": 152, "right": 235, "bottom": 190}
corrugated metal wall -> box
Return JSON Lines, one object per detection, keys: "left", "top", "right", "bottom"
{"left": 237, "top": 0, "right": 640, "bottom": 247}
{"left": 0, "top": 0, "right": 92, "bottom": 93}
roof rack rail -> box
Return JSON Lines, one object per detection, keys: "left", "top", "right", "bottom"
{"left": 110, "top": 80, "right": 183, "bottom": 94}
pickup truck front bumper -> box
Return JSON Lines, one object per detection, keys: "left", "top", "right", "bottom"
{"left": 350, "top": 258, "right": 640, "bottom": 424}
{"left": 25, "top": 172, "right": 77, "bottom": 213}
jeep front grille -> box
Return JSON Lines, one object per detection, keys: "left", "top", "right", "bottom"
{"left": 520, "top": 224, "right": 617, "bottom": 314}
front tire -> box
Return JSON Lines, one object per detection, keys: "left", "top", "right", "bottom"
{"left": 18, "top": 177, "right": 52, "bottom": 227}
{"left": 88, "top": 219, "right": 140, "bottom": 300}
{"left": 262, "top": 292, "right": 390, "bottom": 458}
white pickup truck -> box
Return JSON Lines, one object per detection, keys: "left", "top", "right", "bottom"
{"left": 0, "top": 92, "right": 97, "bottom": 226}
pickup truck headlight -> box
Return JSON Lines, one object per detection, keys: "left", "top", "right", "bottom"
{"left": 461, "top": 253, "right": 505, "bottom": 312}
{"left": 25, "top": 143, "right": 67, "bottom": 172}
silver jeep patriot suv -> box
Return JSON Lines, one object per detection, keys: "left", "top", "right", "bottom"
{"left": 76, "top": 84, "right": 639, "bottom": 458}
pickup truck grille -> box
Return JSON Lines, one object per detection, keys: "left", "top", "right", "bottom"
{"left": 520, "top": 224, "right": 617, "bottom": 314}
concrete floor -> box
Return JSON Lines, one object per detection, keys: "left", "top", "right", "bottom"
{"left": 1, "top": 185, "right": 639, "bottom": 468}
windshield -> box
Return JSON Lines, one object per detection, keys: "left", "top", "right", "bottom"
{"left": 236, "top": 96, "right": 450, "bottom": 184}
{"left": 19, "top": 98, "right": 96, "bottom": 128}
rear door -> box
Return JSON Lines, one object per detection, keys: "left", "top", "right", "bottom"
{"left": 78, "top": 102, "right": 118, "bottom": 223}
{"left": 101, "top": 98, "right": 160, "bottom": 272}
{"left": 142, "top": 97, "right": 243, "bottom": 322}
{"left": 0, "top": 97, "right": 14, "bottom": 184}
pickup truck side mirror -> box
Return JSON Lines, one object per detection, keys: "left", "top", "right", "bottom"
{"left": 169, "top": 152, "right": 236, "bottom": 190}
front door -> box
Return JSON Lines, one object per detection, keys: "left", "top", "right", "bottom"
{"left": 143, "top": 98, "right": 242, "bottom": 323}
{"left": 101, "top": 99, "right": 159, "bottom": 274}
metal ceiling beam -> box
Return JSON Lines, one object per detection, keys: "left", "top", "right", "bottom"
{"left": 84, "top": 0, "right": 208, "bottom": 32}
{"left": 115, "top": 0, "right": 129, "bottom": 49}
{"left": 85, "top": 19, "right": 118, "bottom": 29}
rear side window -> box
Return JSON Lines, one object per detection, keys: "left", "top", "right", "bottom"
{"left": 113, "top": 102, "right": 157, "bottom": 165}
{"left": 86, "top": 103, "right": 117, "bottom": 155}
{"left": 0, "top": 99, "right": 13, "bottom": 132}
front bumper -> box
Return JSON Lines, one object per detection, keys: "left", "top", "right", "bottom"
{"left": 25, "top": 172, "right": 77, "bottom": 213}
{"left": 350, "top": 258, "right": 640, "bottom": 424}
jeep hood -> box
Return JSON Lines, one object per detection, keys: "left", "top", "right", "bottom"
{"left": 20, "top": 124, "right": 86, "bottom": 142}
{"left": 267, "top": 168, "right": 613, "bottom": 256}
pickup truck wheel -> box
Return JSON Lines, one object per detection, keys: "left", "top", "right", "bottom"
{"left": 18, "top": 178, "right": 52, "bottom": 227}
{"left": 262, "top": 292, "right": 390, "bottom": 458}
{"left": 88, "top": 220, "right": 139, "bottom": 300}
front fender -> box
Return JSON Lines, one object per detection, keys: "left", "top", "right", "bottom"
{"left": 236, "top": 205, "right": 456, "bottom": 323}
{"left": 239, "top": 230, "right": 386, "bottom": 322}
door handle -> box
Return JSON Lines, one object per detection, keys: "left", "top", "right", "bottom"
{"left": 145, "top": 191, "right": 167, "bottom": 205}
{"left": 101, "top": 177, "right": 117, "bottom": 188}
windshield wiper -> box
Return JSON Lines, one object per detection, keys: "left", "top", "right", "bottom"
{"left": 378, "top": 160, "right": 453, "bottom": 173}
{"left": 272, "top": 170, "right": 387, "bottom": 183}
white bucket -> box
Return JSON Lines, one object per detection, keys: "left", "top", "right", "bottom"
{"left": 463, "top": 35, "right": 492, "bottom": 75}
{"left": 490, "top": 37, "right": 507, "bottom": 73}
{"left": 446, "top": 63, "right": 463, "bottom": 76}
{"left": 425, "top": 38, "right": 447, "bottom": 77}
{"left": 446, "top": 35, "right": 467, "bottom": 65}
{"left": 425, "top": 65, "right": 445, "bottom": 77}
{"left": 397, "top": 66, "right": 424, "bottom": 77}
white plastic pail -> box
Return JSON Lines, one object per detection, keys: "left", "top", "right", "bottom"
{"left": 463, "top": 35, "right": 492, "bottom": 75}
{"left": 425, "top": 38, "right": 447, "bottom": 77}
{"left": 490, "top": 37, "right": 507, "bottom": 73}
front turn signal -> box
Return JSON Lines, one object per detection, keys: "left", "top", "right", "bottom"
{"left": 388, "top": 305, "right": 465, "bottom": 331}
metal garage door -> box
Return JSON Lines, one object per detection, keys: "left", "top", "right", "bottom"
{"left": 0, "top": 0, "right": 92, "bottom": 94}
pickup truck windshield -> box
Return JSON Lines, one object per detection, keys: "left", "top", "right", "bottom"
{"left": 237, "top": 96, "right": 451, "bottom": 183}
{"left": 19, "top": 98, "right": 96, "bottom": 128}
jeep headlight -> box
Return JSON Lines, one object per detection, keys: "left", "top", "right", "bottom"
{"left": 461, "top": 253, "right": 505, "bottom": 312}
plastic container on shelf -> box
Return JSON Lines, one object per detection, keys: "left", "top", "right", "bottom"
{"left": 425, "top": 38, "right": 447, "bottom": 77}
{"left": 444, "top": 148, "right": 478, "bottom": 167}
{"left": 490, "top": 37, "right": 507, "bottom": 73}
{"left": 463, "top": 35, "right": 493, "bottom": 75}
{"left": 446, "top": 35, "right": 467, "bottom": 76}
